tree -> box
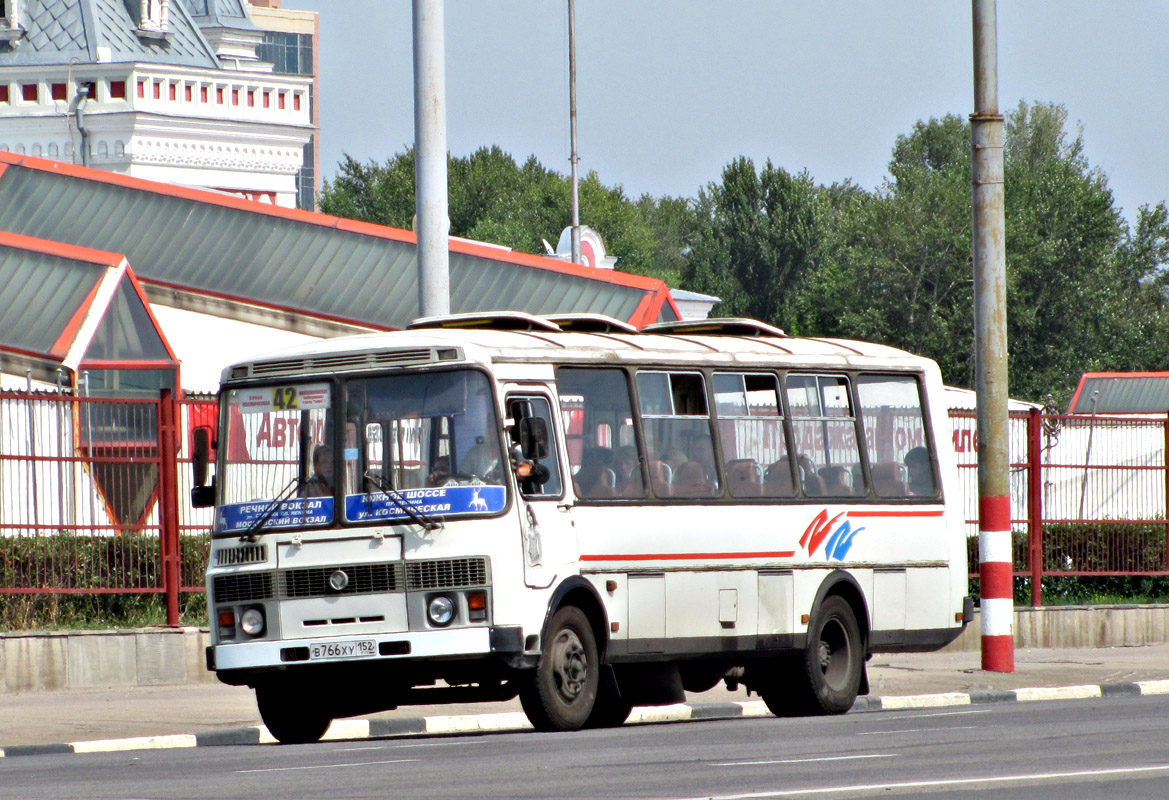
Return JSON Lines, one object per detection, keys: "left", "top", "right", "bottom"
{"left": 682, "top": 158, "right": 824, "bottom": 326}
{"left": 797, "top": 102, "right": 1169, "bottom": 403}
{"left": 791, "top": 115, "right": 975, "bottom": 382}
{"left": 318, "top": 146, "right": 678, "bottom": 281}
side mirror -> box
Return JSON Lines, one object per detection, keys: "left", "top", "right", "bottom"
{"left": 518, "top": 417, "right": 549, "bottom": 460}
{"left": 191, "top": 426, "right": 216, "bottom": 507}
{"left": 191, "top": 484, "right": 216, "bottom": 508}
{"left": 192, "top": 426, "right": 212, "bottom": 487}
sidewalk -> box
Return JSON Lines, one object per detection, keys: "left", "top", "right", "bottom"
{"left": 3, "top": 644, "right": 1169, "bottom": 752}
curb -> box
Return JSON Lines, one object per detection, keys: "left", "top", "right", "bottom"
{"left": 5, "top": 679, "right": 1169, "bottom": 758}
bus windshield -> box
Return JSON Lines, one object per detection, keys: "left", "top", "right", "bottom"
{"left": 216, "top": 381, "right": 334, "bottom": 536}
{"left": 343, "top": 369, "right": 506, "bottom": 524}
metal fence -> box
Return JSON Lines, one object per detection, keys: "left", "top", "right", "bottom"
{"left": 2, "top": 390, "right": 1168, "bottom": 614}
{"left": 951, "top": 408, "right": 1169, "bottom": 603}
{"left": 0, "top": 390, "right": 214, "bottom": 624}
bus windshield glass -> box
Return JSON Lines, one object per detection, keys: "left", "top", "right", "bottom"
{"left": 216, "top": 382, "right": 334, "bottom": 536}
{"left": 343, "top": 369, "right": 506, "bottom": 524}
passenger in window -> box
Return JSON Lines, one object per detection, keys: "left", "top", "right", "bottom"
{"left": 905, "top": 447, "right": 935, "bottom": 496}
{"left": 798, "top": 454, "right": 825, "bottom": 496}
{"left": 574, "top": 447, "right": 616, "bottom": 498}
{"left": 820, "top": 465, "right": 853, "bottom": 496}
{"left": 614, "top": 445, "right": 639, "bottom": 490}
{"left": 427, "top": 455, "right": 452, "bottom": 487}
{"left": 686, "top": 435, "right": 719, "bottom": 486}
{"left": 303, "top": 444, "right": 333, "bottom": 497}
{"left": 660, "top": 448, "right": 688, "bottom": 477}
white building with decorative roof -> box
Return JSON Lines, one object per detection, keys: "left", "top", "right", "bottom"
{"left": 0, "top": 0, "right": 316, "bottom": 207}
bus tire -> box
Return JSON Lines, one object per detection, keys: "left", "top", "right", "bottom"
{"left": 256, "top": 684, "right": 332, "bottom": 744}
{"left": 763, "top": 595, "right": 862, "bottom": 717}
{"left": 519, "top": 605, "right": 599, "bottom": 731}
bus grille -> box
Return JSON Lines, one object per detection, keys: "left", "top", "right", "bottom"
{"left": 215, "top": 544, "right": 268, "bottom": 566}
{"left": 406, "top": 557, "right": 488, "bottom": 590}
{"left": 212, "top": 572, "right": 275, "bottom": 604}
{"left": 280, "top": 563, "right": 403, "bottom": 598}
{"left": 211, "top": 557, "right": 489, "bottom": 604}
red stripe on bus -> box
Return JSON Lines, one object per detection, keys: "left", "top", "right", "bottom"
{"left": 849, "top": 509, "right": 945, "bottom": 518}
{"left": 580, "top": 551, "right": 796, "bottom": 562}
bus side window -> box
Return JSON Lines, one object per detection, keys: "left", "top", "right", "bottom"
{"left": 507, "top": 396, "right": 564, "bottom": 498}
{"left": 713, "top": 372, "right": 790, "bottom": 499}
{"left": 556, "top": 368, "right": 646, "bottom": 500}
{"left": 857, "top": 374, "right": 937, "bottom": 498}
{"left": 637, "top": 371, "right": 719, "bottom": 499}
{"left": 786, "top": 374, "right": 863, "bottom": 498}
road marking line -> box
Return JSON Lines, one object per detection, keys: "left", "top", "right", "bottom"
{"left": 236, "top": 759, "right": 418, "bottom": 774}
{"left": 856, "top": 726, "right": 978, "bottom": 736}
{"left": 662, "top": 763, "right": 1169, "bottom": 799}
{"left": 716, "top": 754, "right": 895, "bottom": 767}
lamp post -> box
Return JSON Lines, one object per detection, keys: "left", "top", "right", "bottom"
{"left": 971, "top": 0, "right": 1013, "bottom": 673}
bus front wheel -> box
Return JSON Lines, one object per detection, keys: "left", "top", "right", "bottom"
{"left": 762, "top": 595, "right": 862, "bottom": 717}
{"left": 520, "top": 605, "right": 599, "bottom": 731}
{"left": 256, "top": 683, "right": 333, "bottom": 744}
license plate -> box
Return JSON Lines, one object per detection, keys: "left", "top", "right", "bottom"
{"left": 309, "top": 639, "right": 376, "bottom": 660}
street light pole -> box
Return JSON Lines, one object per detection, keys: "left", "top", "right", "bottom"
{"left": 413, "top": 0, "right": 450, "bottom": 318}
{"left": 971, "top": 0, "right": 1014, "bottom": 673}
{"left": 568, "top": 0, "right": 581, "bottom": 265}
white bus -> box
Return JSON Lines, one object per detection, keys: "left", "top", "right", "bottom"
{"left": 193, "top": 313, "right": 970, "bottom": 743}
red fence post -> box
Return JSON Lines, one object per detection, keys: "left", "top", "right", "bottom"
{"left": 158, "top": 389, "right": 181, "bottom": 627}
{"left": 1164, "top": 414, "right": 1169, "bottom": 573}
{"left": 1027, "top": 408, "right": 1043, "bottom": 606}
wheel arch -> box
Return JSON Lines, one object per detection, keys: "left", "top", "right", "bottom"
{"left": 540, "top": 575, "right": 610, "bottom": 658}
{"left": 810, "top": 570, "right": 871, "bottom": 653}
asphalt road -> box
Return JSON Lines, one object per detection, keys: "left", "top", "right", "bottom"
{"left": 3, "top": 696, "right": 1169, "bottom": 800}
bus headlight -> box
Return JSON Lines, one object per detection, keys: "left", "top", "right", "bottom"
{"left": 427, "top": 595, "right": 456, "bottom": 627}
{"left": 240, "top": 606, "right": 266, "bottom": 637}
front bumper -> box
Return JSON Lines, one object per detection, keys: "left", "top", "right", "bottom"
{"left": 209, "top": 625, "right": 523, "bottom": 672}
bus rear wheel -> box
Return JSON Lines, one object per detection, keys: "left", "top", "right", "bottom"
{"left": 256, "top": 683, "right": 333, "bottom": 744}
{"left": 762, "top": 595, "right": 863, "bottom": 717}
{"left": 520, "top": 605, "right": 599, "bottom": 731}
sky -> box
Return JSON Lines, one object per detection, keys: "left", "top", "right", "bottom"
{"left": 282, "top": 1, "right": 1168, "bottom": 226}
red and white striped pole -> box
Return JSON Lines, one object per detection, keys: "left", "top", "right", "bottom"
{"left": 971, "top": 0, "right": 1014, "bottom": 672}
{"left": 979, "top": 496, "right": 1014, "bottom": 671}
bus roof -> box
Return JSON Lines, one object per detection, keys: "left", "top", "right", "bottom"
{"left": 222, "top": 317, "right": 934, "bottom": 384}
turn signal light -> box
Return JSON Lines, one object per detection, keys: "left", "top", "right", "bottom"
{"left": 467, "top": 591, "right": 488, "bottom": 622}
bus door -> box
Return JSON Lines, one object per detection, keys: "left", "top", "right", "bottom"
{"left": 504, "top": 390, "right": 576, "bottom": 589}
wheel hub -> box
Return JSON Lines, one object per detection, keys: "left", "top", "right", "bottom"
{"left": 551, "top": 629, "right": 587, "bottom": 702}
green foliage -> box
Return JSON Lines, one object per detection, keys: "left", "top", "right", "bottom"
{"left": 0, "top": 533, "right": 210, "bottom": 631}
{"left": 318, "top": 100, "right": 1169, "bottom": 407}
{"left": 682, "top": 158, "right": 824, "bottom": 326}
{"left": 965, "top": 522, "right": 1169, "bottom": 606}
{"left": 318, "top": 146, "right": 685, "bottom": 283}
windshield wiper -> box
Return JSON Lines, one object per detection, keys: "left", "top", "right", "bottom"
{"left": 232, "top": 477, "right": 303, "bottom": 543}
{"left": 363, "top": 471, "right": 442, "bottom": 531}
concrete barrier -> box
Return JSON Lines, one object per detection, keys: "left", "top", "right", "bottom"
{"left": 2, "top": 606, "right": 1168, "bottom": 694}
{"left": 1, "top": 628, "right": 214, "bottom": 695}
{"left": 942, "top": 604, "right": 1169, "bottom": 652}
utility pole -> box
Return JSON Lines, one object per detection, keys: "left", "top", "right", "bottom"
{"left": 568, "top": 0, "right": 581, "bottom": 265}
{"left": 413, "top": 0, "right": 450, "bottom": 317}
{"left": 971, "top": 0, "right": 1013, "bottom": 672}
